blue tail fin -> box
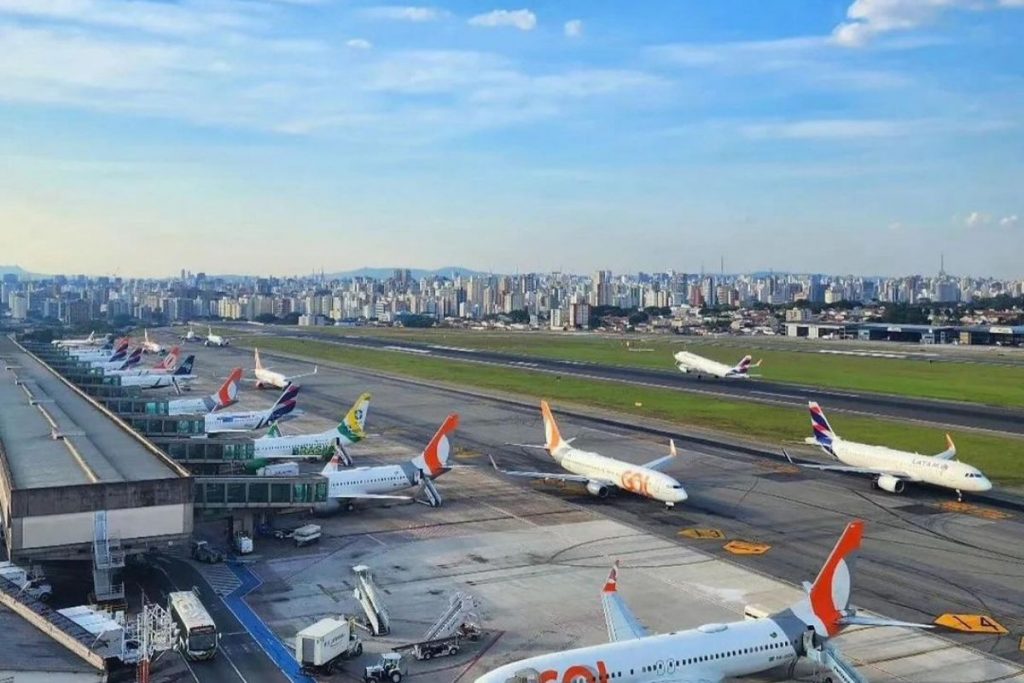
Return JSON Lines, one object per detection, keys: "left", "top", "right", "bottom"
{"left": 809, "top": 401, "right": 836, "bottom": 454}
{"left": 174, "top": 355, "right": 195, "bottom": 375}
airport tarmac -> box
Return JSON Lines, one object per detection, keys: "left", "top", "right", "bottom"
{"left": 150, "top": 332, "right": 1024, "bottom": 679}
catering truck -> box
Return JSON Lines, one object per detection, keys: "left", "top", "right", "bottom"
{"left": 295, "top": 616, "right": 364, "bottom": 676}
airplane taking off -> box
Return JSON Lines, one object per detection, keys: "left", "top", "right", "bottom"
{"left": 117, "top": 356, "right": 196, "bottom": 390}
{"left": 316, "top": 413, "right": 459, "bottom": 511}
{"left": 168, "top": 368, "right": 242, "bottom": 415}
{"left": 785, "top": 402, "right": 992, "bottom": 501}
{"left": 673, "top": 350, "right": 761, "bottom": 379}
{"left": 141, "top": 329, "right": 164, "bottom": 354}
{"left": 248, "top": 392, "right": 371, "bottom": 466}
{"left": 204, "top": 327, "right": 229, "bottom": 347}
{"left": 253, "top": 348, "right": 317, "bottom": 389}
{"left": 205, "top": 384, "right": 301, "bottom": 434}
{"left": 105, "top": 347, "right": 181, "bottom": 376}
{"left": 491, "top": 401, "right": 687, "bottom": 507}
{"left": 475, "top": 521, "right": 930, "bottom": 683}
{"left": 53, "top": 332, "right": 103, "bottom": 348}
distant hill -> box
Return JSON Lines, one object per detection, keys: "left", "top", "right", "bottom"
{"left": 0, "top": 265, "right": 32, "bottom": 278}
{"left": 323, "top": 266, "right": 488, "bottom": 280}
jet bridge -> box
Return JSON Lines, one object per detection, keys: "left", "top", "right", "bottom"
{"left": 352, "top": 564, "right": 390, "bottom": 636}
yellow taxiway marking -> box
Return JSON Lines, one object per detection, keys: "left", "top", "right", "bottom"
{"left": 679, "top": 528, "right": 725, "bottom": 540}
{"left": 454, "top": 447, "right": 481, "bottom": 460}
{"left": 938, "top": 502, "right": 1011, "bottom": 521}
{"left": 724, "top": 540, "right": 772, "bottom": 555}
{"left": 934, "top": 614, "right": 1009, "bottom": 635}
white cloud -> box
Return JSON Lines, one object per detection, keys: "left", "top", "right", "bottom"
{"left": 999, "top": 214, "right": 1019, "bottom": 227}
{"left": 0, "top": 0, "right": 258, "bottom": 36}
{"left": 830, "top": 0, "right": 1015, "bottom": 47}
{"left": 889, "top": 221, "right": 903, "bottom": 231}
{"left": 564, "top": 19, "right": 583, "bottom": 38}
{"left": 965, "top": 211, "right": 990, "bottom": 228}
{"left": 741, "top": 118, "right": 910, "bottom": 140}
{"left": 362, "top": 6, "right": 445, "bottom": 22}
{"left": 468, "top": 8, "right": 537, "bottom": 31}
{"left": 346, "top": 38, "right": 373, "bottom": 50}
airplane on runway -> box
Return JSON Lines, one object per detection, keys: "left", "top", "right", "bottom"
{"left": 204, "top": 327, "right": 229, "bottom": 347}
{"left": 117, "top": 356, "right": 196, "bottom": 390}
{"left": 205, "top": 384, "right": 301, "bottom": 434}
{"left": 475, "top": 520, "right": 931, "bottom": 683}
{"left": 247, "top": 392, "right": 371, "bottom": 465}
{"left": 181, "top": 326, "right": 201, "bottom": 343}
{"left": 253, "top": 348, "right": 317, "bottom": 389}
{"left": 784, "top": 401, "right": 992, "bottom": 501}
{"left": 316, "top": 413, "right": 459, "bottom": 511}
{"left": 673, "top": 350, "right": 761, "bottom": 379}
{"left": 490, "top": 401, "right": 687, "bottom": 507}
{"left": 168, "top": 368, "right": 243, "bottom": 415}
{"left": 141, "top": 329, "right": 164, "bottom": 354}
{"left": 105, "top": 347, "right": 181, "bottom": 376}
{"left": 53, "top": 331, "right": 103, "bottom": 348}
{"left": 90, "top": 346, "right": 143, "bottom": 372}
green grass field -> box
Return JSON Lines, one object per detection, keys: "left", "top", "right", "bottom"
{"left": 277, "top": 326, "right": 1024, "bottom": 409}
{"left": 248, "top": 335, "right": 1024, "bottom": 487}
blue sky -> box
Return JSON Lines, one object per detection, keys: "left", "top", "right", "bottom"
{"left": 1, "top": 0, "right": 1022, "bottom": 277}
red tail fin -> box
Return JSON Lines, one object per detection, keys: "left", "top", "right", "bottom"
{"left": 214, "top": 368, "right": 242, "bottom": 409}
{"left": 808, "top": 520, "right": 863, "bottom": 636}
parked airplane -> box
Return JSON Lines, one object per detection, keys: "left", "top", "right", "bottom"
{"left": 117, "top": 356, "right": 196, "bottom": 390}
{"left": 784, "top": 402, "right": 992, "bottom": 501}
{"left": 205, "top": 384, "right": 301, "bottom": 434}
{"left": 105, "top": 347, "right": 181, "bottom": 376}
{"left": 180, "top": 326, "right": 200, "bottom": 343}
{"left": 141, "top": 329, "right": 164, "bottom": 354}
{"left": 248, "top": 392, "right": 371, "bottom": 465}
{"left": 491, "top": 401, "right": 687, "bottom": 507}
{"left": 69, "top": 338, "right": 128, "bottom": 362}
{"left": 204, "top": 327, "right": 229, "bottom": 347}
{"left": 168, "top": 368, "right": 243, "bottom": 415}
{"left": 53, "top": 331, "right": 103, "bottom": 348}
{"left": 673, "top": 350, "right": 761, "bottom": 379}
{"left": 253, "top": 348, "right": 317, "bottom": 389}
{"left": 475, "top": 520, "right": 929, "bottom": 683}
{"left": 317, "top": 413, "right": 458, "bottom": 511}
{"left": 90, "top": 346, "right": 143, "bottom": 372}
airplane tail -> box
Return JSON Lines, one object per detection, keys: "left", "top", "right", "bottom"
{"left": 807, "top": 401, "right": 839, "bottom": 455}
{"left": 157, "top": 346, "right": 181, "bottom": 370}
{"left": 211, "top": 368, "right": 242, "bottom": 410}
{"left": 121, "top": 347, "right": 143, "bottom": 368}
{"left": 174, "top": 355, "right": 195, "bottom": 376}
{"left": 86, "top": 331, "right": 95, "bottom": 342}
{"left": 732, "top": 354, "right": 761, "bottom": 375}
{"left": 540, "top": 400, "right": 570, "bottom": 457}
{"left": 411, "top": 414, "right": 459, "bottom": 479}
{"left": 267, "top": 384, "right": 301, "bottom": 422}
{"left": 785, "top": 520, "right": 863, "bottom": 638}
{"left": 254, "top": 348, "right": 263, "bottom": 371}
{"left": 336, "top": 392, "right": 372, "bottom": 443}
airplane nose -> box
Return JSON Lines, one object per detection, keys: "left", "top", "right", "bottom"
{"left": 979, "top": 478, "right": 993, "bottom": 491}
{"left": 676, "top": 488, "right": 688, "bottom": 502}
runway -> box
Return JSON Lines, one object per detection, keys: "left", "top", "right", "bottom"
{"left": 249, "top": 327, "right": 1024, "bottom": 437}
{"left": 169, "top": 335, "right": 1024, "bottom": 668}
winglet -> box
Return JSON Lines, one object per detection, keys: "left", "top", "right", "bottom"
{"left": 946, "top": 433, "right": 955, "bottom": 454}
{"left": 669, "top": 439, "right": 677, "bottom": 457}
{"left": 602, "top": 561, "right": 620, "bottom": 593}
{"left": 488, "top": 454, "right": 500, "bottom": 471}
{"left": 782, "top": 448, "right": 795, "bottom": 464}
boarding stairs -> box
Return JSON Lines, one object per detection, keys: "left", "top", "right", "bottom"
{"left": 334, "top": 442, "right": 353, "bottom": 467}
{"left": 352, "top": 564, "right": 391, "bottom": 636}
{"left": 802, "top": 629, "right": 868, "bottom": 683}
{"left": 423, "top": 592, "right": 477, "bottom": 641}
{"left": 93, "top": 511, "right": 126, "bottom": 603}
{"left": 418, "top": 476, "right": 443, "bottom": 507}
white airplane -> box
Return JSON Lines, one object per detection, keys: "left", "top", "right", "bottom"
{"left": 53, "top": 331, "right": 103, "bottom": 348}
{"left": 168, "top": 368, "right": 242, "bottom": 415}
{"left": 784, "top": 402, "right": 992, "bottom": 501}
{"left": 205, "top": 384, "right": 301, "bottom": 434}
{"left": 475, "top": 520, "right": 930, "bottom": 683}
{"left": 90, "top": 346, "right": 143, "bottom": 372}
{"left": 491, "top": 401, "right": 687, "bottom": 507}
{"left": 105, "top": 347, "right": 181, "bottom": 376}
{"left": 248, "top": 392, "right": 371, "bottom": 465}
{"left": 253, "top": 348, "right": 317, "bottom": 389}
{"left": 117, "top": 355, "right": 196, "bottom": 390}
{"left": 141, "top": 329, "right": 164, "bottom": 354}
{"left": 317, "top": 413, "right": 459, "bottom": 511}
{"left": 181, "top": 326, "right": 201, "bottom": 343}
{"left": 673, "top": 350, "right": 761, "bottom": 379}
{"left": 69, "top": 338, "right": 129, "bottom": 362}
{"left": 204, "top": 326, "right": 229, "bottom": 347}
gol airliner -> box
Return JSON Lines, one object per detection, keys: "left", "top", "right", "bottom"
{"left": 491, "top": 401, "right": 687, "bottom": 507}
{"left": 167, "top": 368, "right": 242, "bottom": 415}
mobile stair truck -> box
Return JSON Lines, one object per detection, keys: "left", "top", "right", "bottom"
{"left": 295, "top": 616, "right": 364, "bottom": 676}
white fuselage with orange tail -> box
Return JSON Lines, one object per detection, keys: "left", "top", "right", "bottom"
{"left": 492, "top": 401, "right": 687, "bottom": 507}
{"left": 168, "top": 368, "right": 242, "bottom": 415}
{"left": 673, "top": 351, "right": 760, "bottom": 379}
{"left": 475, "top": 521, "right": 930, "bottom": 683}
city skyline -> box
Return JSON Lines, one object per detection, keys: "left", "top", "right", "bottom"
{"left": 2, "top": 1, "right": 1023, "bottom": 277}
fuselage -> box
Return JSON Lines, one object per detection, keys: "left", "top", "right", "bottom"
{"left": 830, "top": 438, "right": 992, "bottom": 492}
{"left": 255, "top": 368, "right": 288, "bottom": 389}
{"left": 254, "top": 429, "right": 349, "bottom": 459}
{"left": 326, "top": 464, "right": 419, "bottom": 498}
{"left": 557, "top": 448, "right": 687, "bottom": 505}
{"left": 118, "top": 374, "right": 195, "bottom": 389}
{"left": 205, "top": 410, "right": 274, "bottom": 433}
{"left": 168, "top": 396, "right": 220, "bottom": 415}
{"left": 476, "top": 618, "right": 799, "bottom": 683}
{"left": 673, "top": 351, "right": 744, "bottom": 379}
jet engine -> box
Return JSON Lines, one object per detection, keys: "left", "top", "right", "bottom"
{"left": 586, "top": 481, "right": 610, "bottom": 498}
{"left": 875, "top": 474, "right": 905, "bottom": 494}
{"left": 676, "top": 365, "right": 689, "bottom": 374}
{"left": 312, "top": 499, "right": 342, "bottom": 515}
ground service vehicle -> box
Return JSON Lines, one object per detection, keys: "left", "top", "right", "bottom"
{"left": 364, "top": 652, "right": 405, "bottom": 683}
{"left": 168, "top": 590, "right": 219, "bottom": 660}
{"left": 295, "top": 616, "right": 364, "bottom": 676}
{"left": 291, "top": 524, "right": 322, "bottom": 547}
{"left": 0, "top": 561, "right": 52, "bottom": 601}
{"left": 190, "top": 540, "right": 224, "bottom": 564}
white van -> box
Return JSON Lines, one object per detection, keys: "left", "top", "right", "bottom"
{"left": 292, "top": 524, "right": 322, "bottom": 547}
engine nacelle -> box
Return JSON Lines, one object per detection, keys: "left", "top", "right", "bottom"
{"left": 676, "top": 365, "right": 689, "bottom": 374}
{"left": 312, "top": 499, "right": 342, "bottom": 516}
{"left": 586, "top": 481, "right": 610, "bottom": 498}
{"left": 876, "top": 474, "right": 905, "bottom": 494}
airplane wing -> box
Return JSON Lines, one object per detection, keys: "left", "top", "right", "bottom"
{"left": 338, "top": 493, "right": 413, "bottom": 501}
{"left": 641, "top": 439, "right": 679, "bottom": 471}
{"left": 600, "top": 563, "right": 649, "bottom": 642}
{"left": 488, "top": 456, "right": 592, "bottom": 484}
{"left": 287, "top": 366, "right": 318, "bottom": 381}
{"left": 782, "top": 450, "right": 917, "bottom": 480}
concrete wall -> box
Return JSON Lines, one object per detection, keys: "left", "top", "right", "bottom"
{"left": 9, "top": 478, "right": 192, "bottom": 518}
{"left": 16, "top": 504, "right": 191, "bottom": 550}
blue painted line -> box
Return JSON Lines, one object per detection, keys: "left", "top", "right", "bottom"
{"left": 223, "top": 562, "right": 314, "bottom": 683}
